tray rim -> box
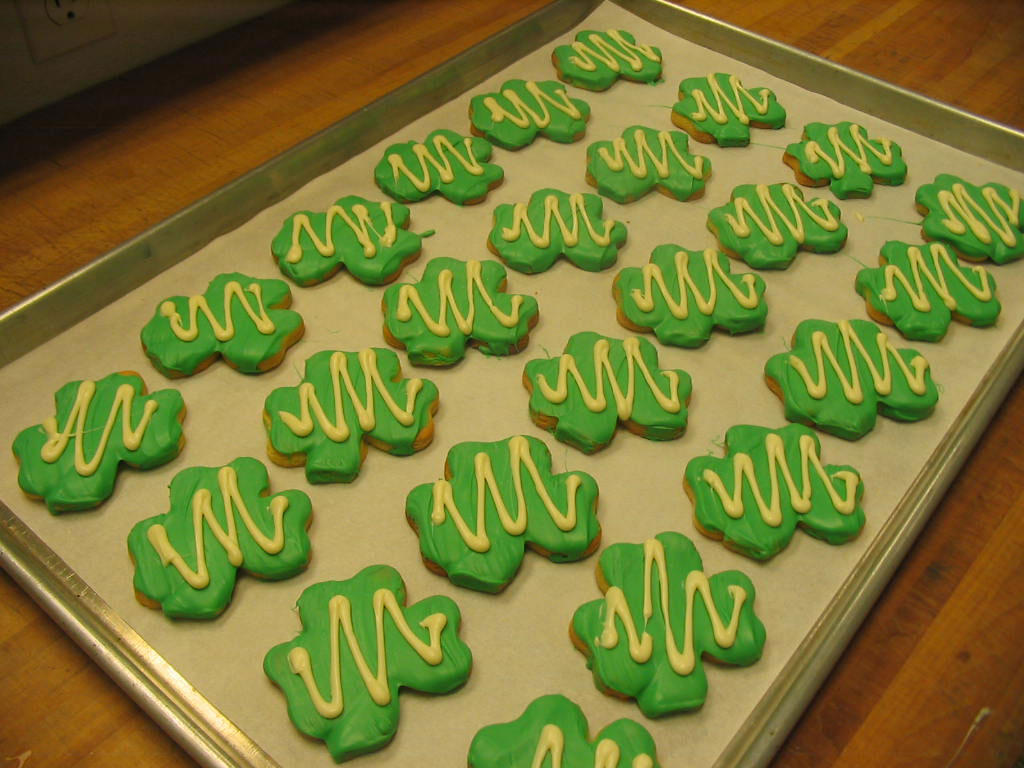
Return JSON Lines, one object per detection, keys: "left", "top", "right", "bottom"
{"left": 2, "top": 1, "right": 1023, "bottom": 767}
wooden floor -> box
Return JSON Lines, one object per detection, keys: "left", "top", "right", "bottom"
{"left": 1, "top": 0, "right": 1022, "bottom": 766}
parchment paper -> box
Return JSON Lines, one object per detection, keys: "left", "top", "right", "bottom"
{"left": 2, "top": 3, "right": 1023, "bottom": 766}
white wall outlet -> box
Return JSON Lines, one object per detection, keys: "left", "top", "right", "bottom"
{"left": 16, "top": 0, "right": 115, "bottom": 62}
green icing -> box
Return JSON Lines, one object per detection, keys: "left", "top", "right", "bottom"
{"left": 915, "top": 174, "right": 1024, "bottom": 264}
{"left": 468, "top": 694, "right": 661, "bottom": 768}
{"left": 382, "top": 257, "right": 539, "bottom": 366}
{"left": 469, "top": 79, "right": 591, "bottom": 150}
{"left": 672, "top": 72, "right": 786, "bottom": 147}
{"left": 614, "top": 244, "right": 767, "bottom": 348}
{"left": 488, "top": 187, "right": 628, "bottom": 274}
{"left": 552, "top": 29, "right": 662, "bottom": 91}
{"left": 707, "top": 182, "right": 847, "bottom": 269}
{"left": 271, "top": 196, "right": 425, "bottom": 286}
{"left": 127, "top": 457, "right": 312, "bottom": 619}
{"left": 586, "top": 125, "right": 710, "bottom": 204}
{"left": 263, "top": 348, "right": 439, "bottom": 483}
{"left": 374, "top": 128, "right": 503, "bottom": 205}
{"left": 405, "top": 435, "right": 601, "bottom": 593}
{"left": 523, "top": 331, "right": 692, "bottom": 454}
{"left": 570, "top": 531, "right": 765, "bottom": 717}
{"left": 764, "top": 318, "right": 938, "bottom": 441}
{"left": 141, "top": 272, "right": 303, "bottom": 377}
{"left": 684, "top": 424, "right": 865, "bottom": 561}
{"left": 263, "top": 565, "right": 472, "bottom": 763}
{"left": 856, "top": 240, "right": 1000, "bottom": 342}
{"left": 785, "top": 121, "right": 907, "bottom": 199}
{"left": 12, "top": 371, "right": 184, "bottom": 514}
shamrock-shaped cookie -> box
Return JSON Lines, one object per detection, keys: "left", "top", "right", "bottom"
{"left": 263, "top": 348, "right": 439, "bottom": 483}
{"left": 586, "top": 125, "right": 711, "bottom": 203}
{"left": 468, "top": 694, "right": 662, "bottom": 768}
{"left": 374, "top": 128, "right": 503, "bottom": 205}
{"left": 271, "top": 195, "right": 427, "bottom": 286}
{"left": 552, "top": 29, "right": 662, "bottom": 91}
{"left": 764, "top": 318, "right": 938, "bottom": 440}
{"left": 12, "top": 371, "right": 185, "bottom": 514}
{"left": 671, "top": 72, "right": 786, "bottom": 147}
{"left": 570, "top": 532, "right": 765, "bottom": 716}
{"left": 707, "top": 182, "right": 847, "bottom": 269}
{"left": 264, "top": 565, "right": 473, "bottom": 763}
{"left": 784, "top": 121, "right": 907, "bottom": 199}
{"left": 684, "top": 424, "right": 865, "bottom": 560}
{"left": 382, "top": 257, "right": 539, "bottom": 366}
{"left": 469, "top": 79, "right": 590, "bottom": 149}
{"left": 128, "top": 457, "right": 313, "bottom": 619}
{"left": 524, "top": 331, "right": 692, "bottom": 454}
{"left": 614, "top": 244, "right": 767, "bottom": 348}
{"left": 488, "top": 188, "right": 628, "bottom": 273}
{"left": 141, "top": 272, "right": 304, "bottom": 377}
{"left": 856, "top": 240, "right": 1000, "bottom": 342}
{"left": 915, "top": 174, "right": 1024, "bottom": 264}
{"left": 406, "top": 435, "right": 601, "bottom": 593}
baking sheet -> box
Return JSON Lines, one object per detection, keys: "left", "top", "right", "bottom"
{"left": 2, "top": 2, "right": 1023, "bottom": 767}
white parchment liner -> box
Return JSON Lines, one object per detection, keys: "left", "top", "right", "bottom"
{"left": 2, "top": 4, "right": 1022, "bottom": 766}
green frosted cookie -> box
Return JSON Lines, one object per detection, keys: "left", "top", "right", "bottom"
{"left": 488, "top": 187, "right": 627, "bottom": 273}
{"left": 469, "top": 79, "right": 590, "bottom": 149}
{"left": 614, "top": 244, "right": 767, "bottom": 347}
{"left": 406, "top": 435, "right": 601, "bottom": 593}
{"left": 468, "top": 694, "right": 662, "bottom": 768}
{"left": 671, "top": 72, "right": 786, "bottom": 147}
{"left": 374, "top": 128, "right": 503, "bottom": 205}
{"left": 271, "top": 196, "right": 426, "bottom": 286}
{"left": 264, "top": 566, "right": 472, "bottom": 762}
{"left": 764, "top": 318, "right": 938, "bottom": 440}
{"left": 552, "top": 29, "right": 662, "bottom": 91}
{"left": 586, "top": 125, "right": 710, "bottom": 203}
{"left": 784, "top": 121, "right": 907, "bottom": 199}
{"left": 856, "top": 240, "right": 1000, "bottom": 341}
{"left": 685, "top": 424, "right": 864, "bottom": 560}
{"left": 570, "top": 531, "right": 765, "bottom": 717}
{"left": 13, "top": 371, "right": 185, "bottom": 514}
{"left": 128, "top": 457, "right": 313, "bottom": 619}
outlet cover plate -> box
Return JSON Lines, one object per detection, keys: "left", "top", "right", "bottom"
{"left": 16, "top": 0, "right": 115, "bottom": 63}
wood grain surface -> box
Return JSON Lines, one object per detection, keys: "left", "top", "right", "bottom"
{"left": 1, "top": 1, "right": 1022, "bottom": 766}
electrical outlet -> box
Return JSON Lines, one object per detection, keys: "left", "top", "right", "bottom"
{"left": 16, "top": 0, "right": 115, "bottom": 63}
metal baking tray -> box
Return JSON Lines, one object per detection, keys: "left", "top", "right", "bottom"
{"left": 2, "top": 1, "right": 1022, "bottom": 766}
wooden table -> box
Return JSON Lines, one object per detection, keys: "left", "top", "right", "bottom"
{"left": 1, "top": 1, "right": 1021, "bottom": 765}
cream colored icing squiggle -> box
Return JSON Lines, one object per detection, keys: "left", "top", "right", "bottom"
{"left": 286, "top": 588, "right": 447, "bottom": 717}
{"left": 936, "top": 183, "right": 1022, "bottom": 247}
{"left": 536, "top": 337, "right": 682, "bottom": 417}
{"left": 701, "top": 433, "right": 859, "bottom": 527}
{"left": 428, "top": 436, "right": 583, "bottom": 552}
{"left": 500, "top": 193, "right": 616, "bottom": 248}
{"left": 687, "top": 73, "right": 772, "bottom": 126}
{"left": 723, "top": 183, "right": 841, "bottom": 245}
{"left": 802, "top": 124, "right": 895, "bottom": 178}
{"left": 568, "top": 29, "right": 660, "bottom": 74}
{"left": 40, "top": 380, "right": 160, "bottom": 477}
{"left": 787, "top": 320, "right": 930, "bottom": 403}
{"left": 879, "top": 242, "right": 993, "bottom": 311}
{"left": 597, "top": 129, "right": 705, "bottom": 180}
{"left": 388, "top": 134, "right": 486, "bottom": 192}
{"left": 630, "top": 248, "right": 761, "bottom": 319}
{"left": 395, "top": 259, "right": 524, "bottom": 336}
{"left": 277, "top": 349, "right": 423, "bottom": 441}
{"left": 597, "top": 538, "right": 745, "bottom": 675}
{"left": 483, "top": 81, "right": 583, "bottom": 129}
{"left": 160, "top": 280, "right": 276, "bottom": 342}
{"left": 286, "top": 202, "right": 398, "bottom": 263}
{"left": 145, "top": 466, "right": 289, "bottom": 589}
{"left": 531, "top": 724, "right": 654, "bottom": 768}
